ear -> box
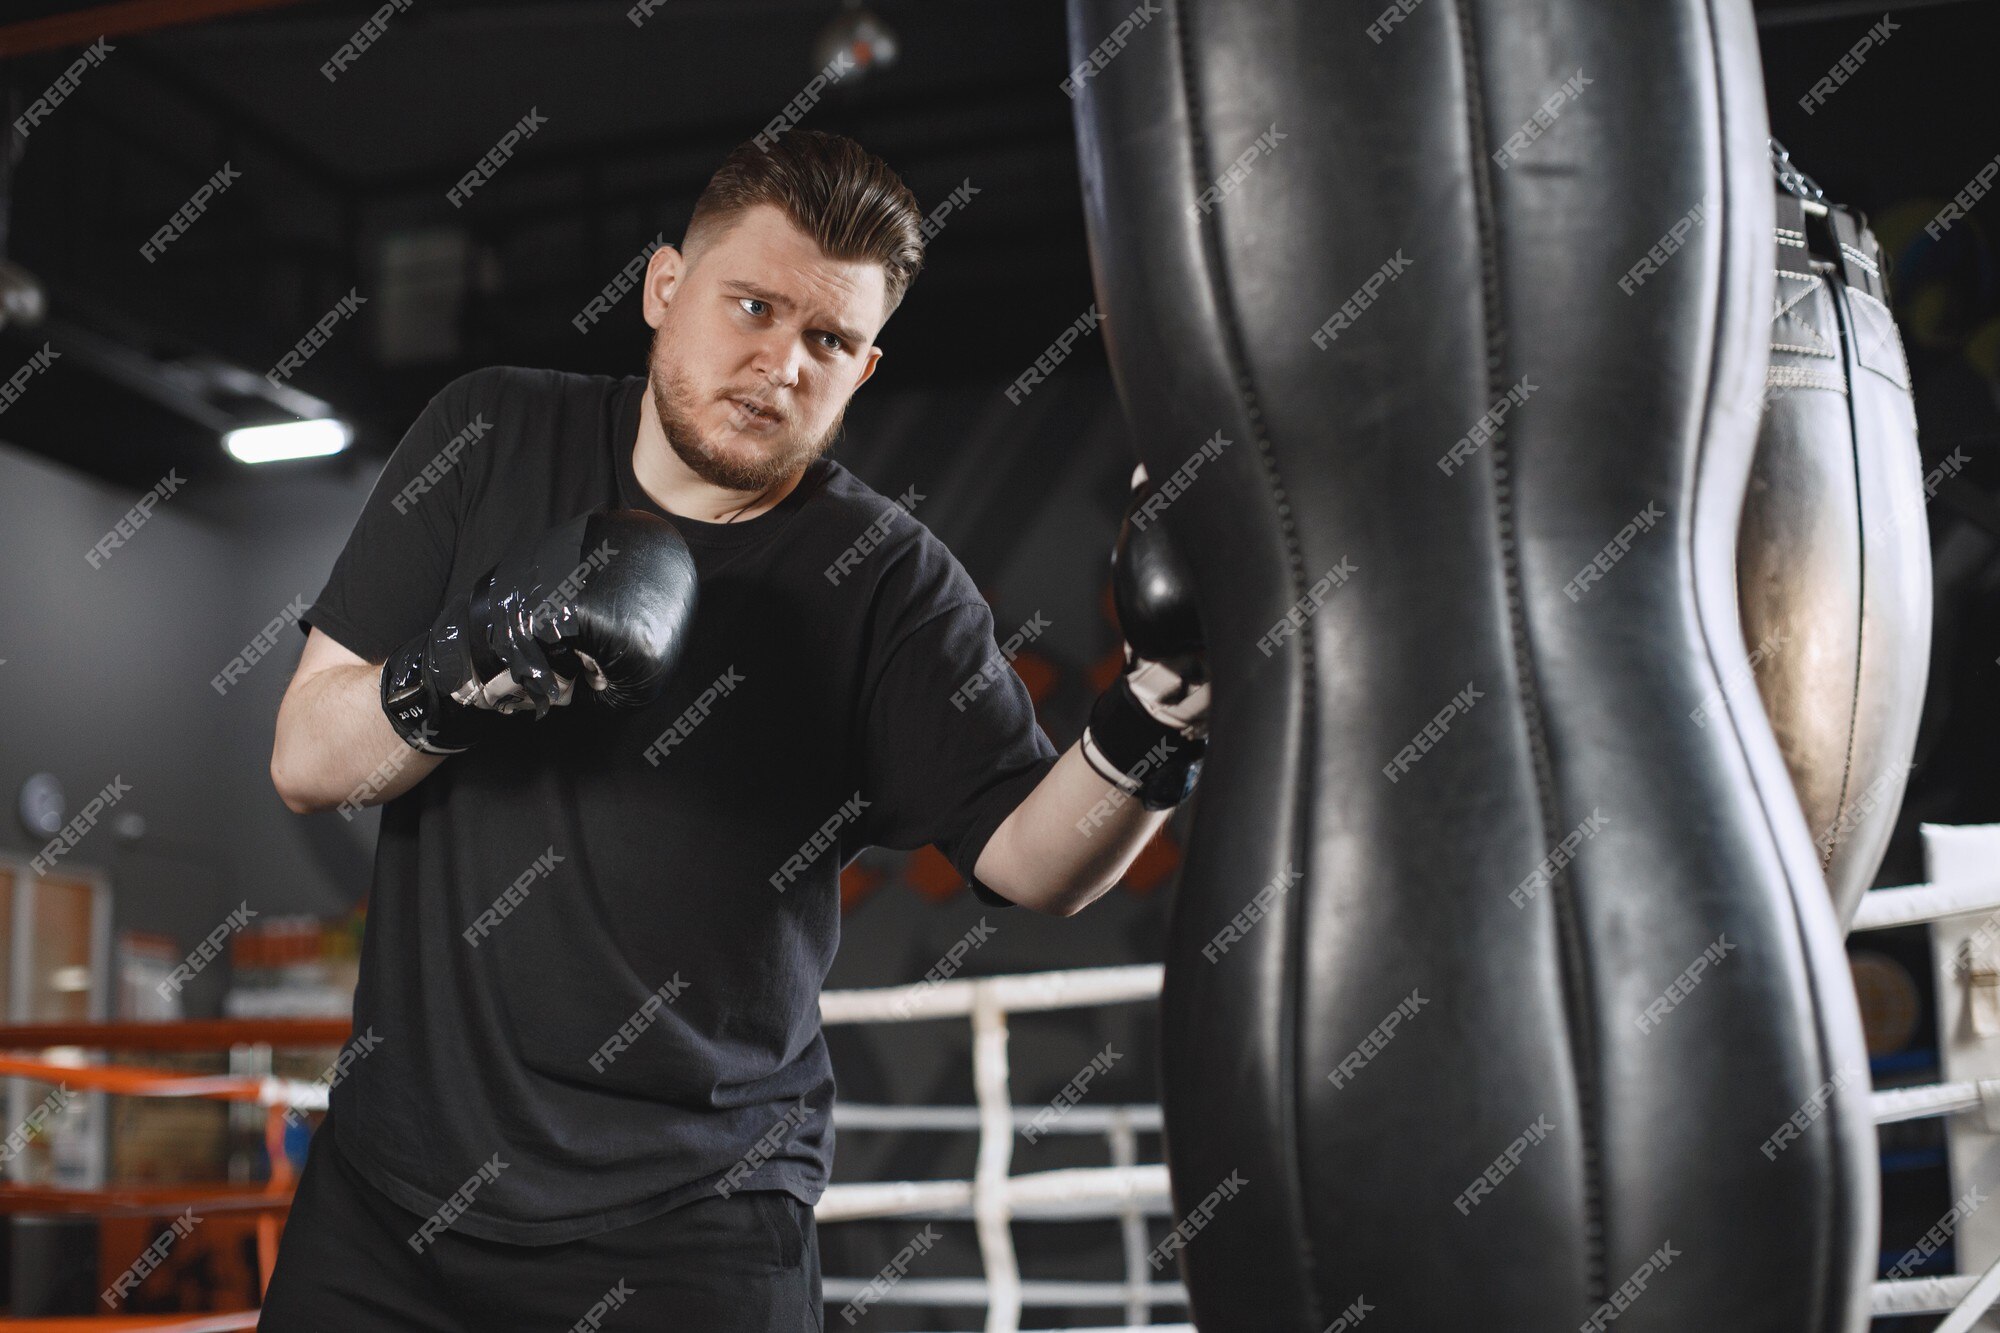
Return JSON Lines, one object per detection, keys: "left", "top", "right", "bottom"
{"left": 641, "top": 245, "right": 686, "bottom": 329}
{"left": 854, "top": 345, "right": 883, "bottom": 391}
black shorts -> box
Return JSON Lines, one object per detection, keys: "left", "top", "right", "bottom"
{"left": 260, "top": 1111, "right": 822, "bottom": 1332}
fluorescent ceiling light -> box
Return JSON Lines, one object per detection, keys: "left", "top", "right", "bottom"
{"left": 224, "top": 418, "right": 352, "bottom": 464}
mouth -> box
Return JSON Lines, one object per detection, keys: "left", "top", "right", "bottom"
{"left": 729, "top": 397, "right": 783, "bottom": 427}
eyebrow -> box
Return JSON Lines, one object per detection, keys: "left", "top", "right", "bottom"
{"left": 722, "top": 280, "right": 867, "bottom": 350}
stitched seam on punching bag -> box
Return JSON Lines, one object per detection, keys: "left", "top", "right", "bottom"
{"left": 1169, "top": 0, "right": 1323, "bottom": 1323}
{"left": 1822, "top": 277, "right": 1868, "bottom": 877}
{"left": 1450, "top": 0, "right": 1610, "bottom": 1313}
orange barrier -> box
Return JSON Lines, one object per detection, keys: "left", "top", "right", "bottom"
{"left": 0, "top": 1315, "right": 258, "bottom": 1331}
{"left": 0, "top": 1057, "right": 269, "bottom": 1103}
{"left": 0, "top": 1020, "right": 349, "bottom": 1052}
{"left": 0, "top": 1020, "right": 334, "bottom": 1324}
{"left": 0, "top": 1182, "right": 290, "bottom": 1217}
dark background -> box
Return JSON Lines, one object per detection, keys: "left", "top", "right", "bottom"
{"left": 1, "top": 0, "right": 1998, "bottom": 1326}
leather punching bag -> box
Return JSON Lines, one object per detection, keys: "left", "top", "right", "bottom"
{"left": 1737, "top": 155, "right": 1931, "bottom": 931}
{"left": 1067, "top": 1, "right": 1875, "bottom": 1329}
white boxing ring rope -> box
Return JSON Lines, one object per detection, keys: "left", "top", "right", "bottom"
{"left": 1850, "top": 879, "right": 2000, "bottom": 934}
{"left": 809, "top": 858, "right": 2000, "bottom": 1331}
{"left": 816, "top": 964, "right": 1178, "bottom": 1333}
{"left": 8, "top": 878, "right": 1994, "bottom": 1329}
{"left": 1850, "top": 864, "right": 2000, "bottom": 1325}
{"left": 75, "top": 881, "right": 1982, "bottom": 1326}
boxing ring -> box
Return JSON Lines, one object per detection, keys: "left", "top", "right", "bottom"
{"left": 827, "top": 827, "right": 2000, "bottom": 1333}
{"left": 2, "top": 828, "right": 2000, "bottom": 1331}
{"left": 0, "top": 970, "right": 1189, "bottom": 1333}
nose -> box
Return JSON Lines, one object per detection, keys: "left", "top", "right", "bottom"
{"left": 747, "top": 331, "right": 804, "bottom": 393}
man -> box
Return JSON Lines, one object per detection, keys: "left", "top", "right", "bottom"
{"left": 263, "top": 129, "right": 1208, "bottom": 1330}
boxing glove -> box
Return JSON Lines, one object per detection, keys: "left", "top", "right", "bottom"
{"left": 381, "top": 507, "right": 698, "bottom": 754}
{"left": 1083, "top": 465, "right": 1210, "bottom": 808}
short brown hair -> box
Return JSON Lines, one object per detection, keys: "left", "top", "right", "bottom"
{"left": 684, "top": 130, "right": 925, "bottom": 322}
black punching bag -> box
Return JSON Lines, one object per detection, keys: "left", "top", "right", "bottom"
{"left": 1066, "top": 1, "right": 1874, "bottom": 1330}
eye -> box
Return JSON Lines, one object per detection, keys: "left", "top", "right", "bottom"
{"left": 738, "top": 297, "right": 768, "bottom": 318}
{"left": 815, "top": 332, "right": 845, "bottom": 352}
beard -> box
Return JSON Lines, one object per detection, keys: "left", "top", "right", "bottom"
{"left": 648, "top": 329, "right": 845, "bottom": 495}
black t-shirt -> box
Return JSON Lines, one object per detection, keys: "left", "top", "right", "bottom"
{"left": 301, "top": 365, "right": 1058, "bottom": 1244}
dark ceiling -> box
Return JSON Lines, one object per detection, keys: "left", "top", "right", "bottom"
{"left": 0, "top": 0, "right": 1088, "bottom": 491}
{"left": 0, "top": 0, "right": 1995, "bottom": 492}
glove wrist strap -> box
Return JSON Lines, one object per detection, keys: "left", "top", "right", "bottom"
{"left": 380, "top": 634, "right": 478, "bottom": 755}
{"left": 1083, "top": 675, "right": 1205, "bottom": 810}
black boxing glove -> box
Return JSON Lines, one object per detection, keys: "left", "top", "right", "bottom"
{"left": 1082, "top": 464, "right": 1211, "bottom": 810}
{"left": 381, "top": 507, "right": 698, "bottom": 754}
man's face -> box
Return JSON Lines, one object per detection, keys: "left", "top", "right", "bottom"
{"left": 643, "top": 204, "right": 886, "bottom": 493}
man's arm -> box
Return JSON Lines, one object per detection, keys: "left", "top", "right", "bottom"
{"left": 975, "top": 461, "right": 1209, "bottom": 916}
{"left": 271, "top": 628, "right": 444, "bottom": 815}
{"left": 274, "top": 510, "right": 698, "bottom": 815}
{"left": 973, "top": 741, "right": 1173, "bottom": 916}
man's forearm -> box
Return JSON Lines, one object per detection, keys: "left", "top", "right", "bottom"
{"left": 272, "top": 663, "right": 444, "bottom": 815}
{"left": 973, "top": 742, "right": 1175, "bottom": 915}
